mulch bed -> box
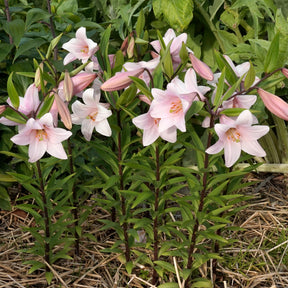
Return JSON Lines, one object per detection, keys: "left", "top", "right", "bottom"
{"left": 1, "top": 172, "right": 288, "bottom": 287}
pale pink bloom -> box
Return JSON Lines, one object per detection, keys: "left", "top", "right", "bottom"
{"left": 101, "top": 68, "right": 144, "bottom": 91}
{"left": 206, "top": 110, "right": 269, "bottom": 167}
{"left": 11, "top": 113, "right": 72, "bottom": 163}
{"left": 169, "top": 68, "right": 210, "bottom": 103}
{"left": 208, "top": 55, "right": 259, "bottom": 87}
{"left": 150, "top": 28, "right": 187, "bottom": 69}
{"left": 258, "top": 88, "right": 288, "bottom": 120}
{"left": 149, "top": 86, "right": 191, "bottom": 133}
{"left": 189, "top": 53, "right": 214, "bottom": 81}
{"left": 62, "top": 27, "right": 98, "bottom": 65}
{"left": 0, "top": 83, "right": 40, "bottom": 126}
{"left": 132, "top": 108, "right": 177, "bottom": 146}
{"left": 71, "top": 88, "right": 112, "bottom": 141}
{"left": 123, "top": 57, "right": 160, "bottom": 87}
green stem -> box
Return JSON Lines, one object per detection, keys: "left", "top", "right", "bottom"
{"left": 36, "top": 161, "right": 51, "bottom": 272}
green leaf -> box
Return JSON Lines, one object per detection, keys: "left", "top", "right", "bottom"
{"left": 0, "top": 174, "right": 16, "bottom": 182}
{"left": 213, "top": 67, "right": 226, "bottom": 111}
{"left": 0, "top": 43, "right": 13, "bottom": 62}
{"left": 45, "top": 271, "right": 54, "bottom": 285}
{"left": 26, "top": 8, "right": 51, "bottom": 29}
{"left": 158, "top": 283, "right": 179, "bottom": 288}
{"left": 3, "top": 19, "right": 25, "bottom": 48}
{"left": 14, "top": 38, "right": 47, "bottom": 62}
{"left": 244, "top": 61, "right": 256, "bottom": 89}
{"left": 46, "top": 33, "right": 63, "bottom": 59}
{"left": 220, "top": 107, "right": 246, "bottom": 117}
{"left": 56, "top": 0, "right": 78, "bottom": 14}
{"left": 24, "top": 260, "right": 45, "bottom": 274}
{"left": 154, "top": 260, "right": 175, "bottom": 273}
{"left": 99, "top": 25, "right": 112, "bottom": 74}
{"left": 192, "top": 278, "right": 213, "bottom": 288}
{"left": 214, "top": 50, "right": 238, "bottom": 85}
{"left": 131, "top": 190, "right": 153, "bottom": 209}
{"left": 36, "top": 94, "right": 55, "bottom": 119}
{"left": 152, "top": 0, "right": 194, "bottom": 32}
{"left": 7, "top": 73, "right": 19, "bottom": 109}
{"left": 264, "top": 32, "right": 280, "bottom": 73}
{"left": 1, "top": 107, "right": 27, "bottom": 124}
{"left": 136, "top": 9, "right": 145, "bottom": 37}
{"left": 125, "top": 261, "right": 134, "bottom": 274}
{"left": 130, "top": 76, "right": 153, "bottom": 99}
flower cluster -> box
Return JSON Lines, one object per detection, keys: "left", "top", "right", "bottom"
{"left": 3, "top": 26, "right": 288, "bottom": 168}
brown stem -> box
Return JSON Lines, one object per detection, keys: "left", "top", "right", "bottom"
{"left": 152, "top": 144, "right": 160, "bottom": 285}
{"left": 67, "top": 139, "right": 80, "bottom": 256}
{"left": 47, "top": 0, "right": 58, "bottom": 60}
{"left": 186, "top": 117, "right": 214, "bottom": 286}
{"left": 117, "top": 110, "right": 130, "bottom": 263}
{"left": 4, "top": 0, "right": 13, "bottom": 44}
{"left": 36, "top": 161, "right": 51, "bottom": 272}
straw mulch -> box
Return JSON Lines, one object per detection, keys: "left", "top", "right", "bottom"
{"left": 1, "top": 172, "right": 288, "bottom": 288}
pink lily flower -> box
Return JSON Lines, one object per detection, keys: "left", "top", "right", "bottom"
{"left": 62, "top": 27, "right": 98, "bottom": 65}
{"left": 206, "top": 110, "right": 269, "bottom": 167}
{"left": 258, "top": 88, "right": 288, "bottom": 120}
{"left": 132, "top": 108, "right": 177, "bottom": 146}
{"left": 71, "top": 88, "right": 112, "bottom": 141}
{"left": 149, "top": 86, "right": 191, "bottom": 133}
{"left": 0, "top": 83, "right": 40, "bottom": 126}
{"left": 169, "top": 68, "right": 210, "bottom": 103}
{"left": 122, "top": 57, "right": 160, "bottom": 87}
{"left": 150, "top": 28, "right": 187, "bottom": 69}
{"left": 11, "top": 113, "right": 72, "bottom": 163}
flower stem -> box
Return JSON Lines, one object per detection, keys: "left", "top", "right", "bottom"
{"left": 152, "top": 144, "right": 160, "bottom": 285}
{"left": 36, "top": 161, "right": 51, "bottom": 272}
{"left": 117, "top": 110, "right": 130, "bottom": 263}
{"left": 186, "top": 119, "right": 214, "bottom": 287}
{"left": 67, "top": 139, "right": 80, "bottom": 256}
{"left": 4, "top": 0, "right": 13, "bottom": 44}
{"left": 47, "top": 0, "right": 58, "bottom": 60}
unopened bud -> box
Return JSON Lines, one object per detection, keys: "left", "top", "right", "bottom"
{"left": 101, "top": 68, "right": 144, "bottom": 92}
{"left": 127, "top": 36, "right": 135, "bottom": 58}
{"left": 281, "top": 68, "right": 288, "bottom": 79}
{"left": 34, "top": 63, "right": 43, "bottom": 88}
{"left": 63, "top": 71, "right": 74, "bottom": 102}
{"left": 258, "top": 88, "right": 288, "bottom": 121}
{"left": 189, "top": 53, "right": 214, "bottom": 81}
{"left": 0, "top": 105, "right": 6, "bottom": 114}
{"left": 54, "top": 93, "right": 72, "bottom": 129}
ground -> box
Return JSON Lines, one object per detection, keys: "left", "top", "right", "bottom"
{"left": 1, "top": 172, "right": 288, "bottom": 288}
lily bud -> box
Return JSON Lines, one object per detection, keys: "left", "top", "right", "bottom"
{"left": 189, "top": 53, "right": 214, "bottom": 81}
{"left": 54, "top": 93, "right": 72, "bottom": 129}
{"left": 258, "top": 88, "right": 288, "bottom": 120}
{"left": 58, "top": 72, "right": 96, "bottom": 100}
{"left": 281, "top": 68, "right": 288, "bottom": 79}
{"left": 72, "top": 72, "right": 97, "bottom": 95}
{"left": 101, "top": 68, "right": 144, "bottom": 92}
{"left": 63, "top": 71, "right": 74, "bottom": 102}
{"left": 34, "top": 63, "right": 43, "bottom": 88}
{"left": 139, "top": 95, "right": 152, "bottom": 105}
{"left": 0, "top": 105, "right": 6, "bottom": 114}
{"left": 127, "top": 36, "right": 135, "bottom": 58}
